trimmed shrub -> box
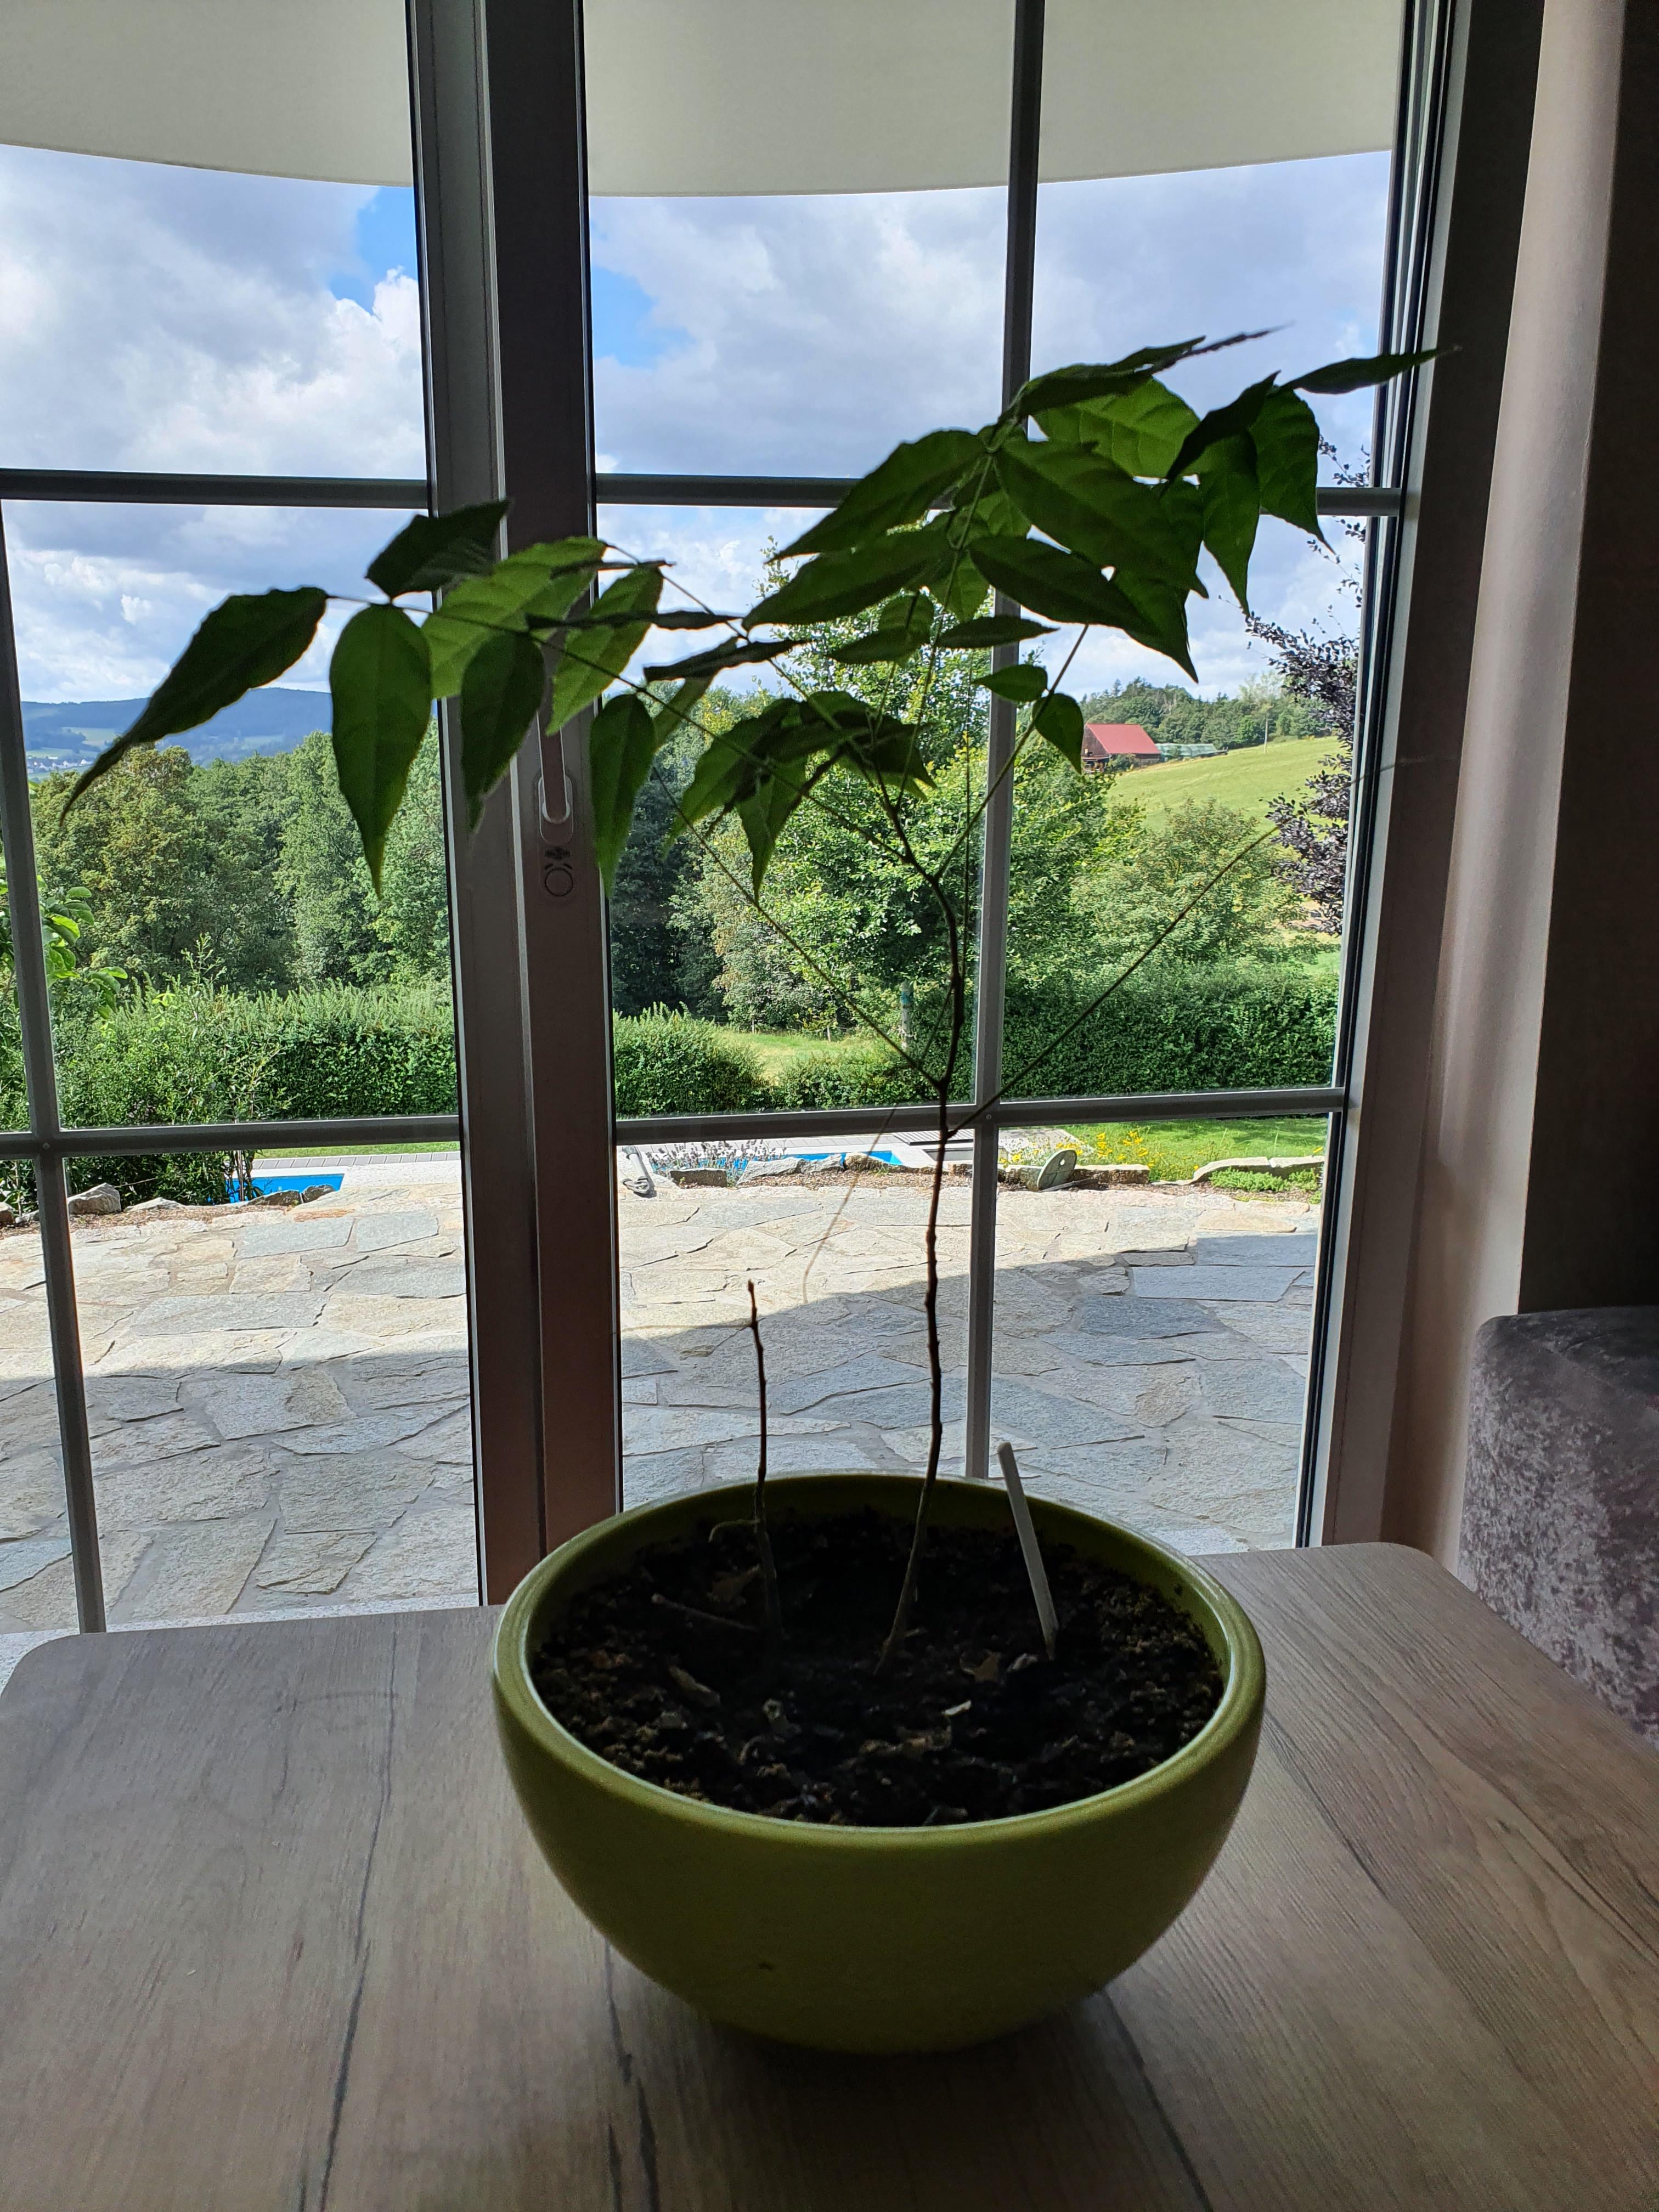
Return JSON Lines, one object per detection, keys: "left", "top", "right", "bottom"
{"left": 53, "top": 979, "right": 458, "bottom": 1203}
{"left": 998, "top": 968, "right": 1338, "bottom": 1098}
{"left": 611, "top": 1009, "right": 765, "bottom": 1118}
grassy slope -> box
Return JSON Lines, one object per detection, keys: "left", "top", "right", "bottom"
{"left": 1057, "top": 1114, "right": 1329, "bottom": 1183}
{"left": 1122, "top": 735, "right": 1339, "bottom": 826}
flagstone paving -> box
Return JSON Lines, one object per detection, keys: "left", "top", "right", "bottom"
{"left": 0, "top": 1167, "right": 1317, "bottom": 1642}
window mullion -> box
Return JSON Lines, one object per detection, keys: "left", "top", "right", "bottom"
{"left": 963, "top": 0, "right": 1046, "bottom": 1486}
{"left": 0, "top": 513, "right": 105, "bottom": 1630}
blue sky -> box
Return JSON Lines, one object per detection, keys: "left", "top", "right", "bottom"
{"left": 0, "top": 140, "right": 1387, "bottom": 703}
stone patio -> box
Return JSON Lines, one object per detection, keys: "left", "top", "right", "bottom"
{"left": 0, "top": 1161, "right": 1317, "bottom": 1646}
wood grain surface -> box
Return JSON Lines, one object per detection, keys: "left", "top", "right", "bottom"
{"left": 0, "top": 1543, "right": 1654, "bottom": 2211}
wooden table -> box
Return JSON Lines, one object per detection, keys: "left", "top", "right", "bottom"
{"left": 1, "top": 1544, "right": 1655, "bottom": 2210}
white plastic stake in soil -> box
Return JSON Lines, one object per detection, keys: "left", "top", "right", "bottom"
{"left": 996, "top": 1441, "right": 1058, "bottom": 1658}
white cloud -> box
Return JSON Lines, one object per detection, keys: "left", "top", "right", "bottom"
{"left": 0, "top": 145, "right": 424, "bottom": 477}
{"left": 591, "top": 188, "right": 1006, "bottom": 476}
{"left": 1, "top": 142, "right": 1384, "bottom": 703}
{"left": 7, "top": 502, "right": 414, "bottom": 698}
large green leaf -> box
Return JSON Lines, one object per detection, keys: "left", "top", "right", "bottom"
{"left": 935, "top": 612, "right": 1052, "bottom": 649}
{"left": 1031, "top": 690, "right": 1085, "bottom": 769}
{"left": 968, "top": 534, "right": 1148, "bottom": 629}
{"left": 1291, "top": 347, "right": 1435, "bottom": 394}
{"left": 736, "top": 766, "right": 812, "bottom": 895}
{"left": 1039, "top": 378, "right": 1199, "bottom": 478}
{"left": 1006, "top": 341, "right": 1204, "bottom": 422}
{"left": 1111, "top": 573, "right": 1198, "bottom": 678}
{"left": 1196, "top": 437, "right": 1260, "bottom": 608}
{"left": 1251, "top": 386, "right": 1323, "bottom": 535}
{"left": 749, "top": 520, "right": 951, "bottom": 625}
{"left": 995, "top": 435, "right": 1203, "bottom": 588}
{"left": 68, "top": 586, "right": 328, "bottom": 805}
{"left": 424, "top": 539, "right": 603, "bottom": 697}
{"left": 588, "top": 693, "right": 663, "bottom": 895}
{"left": 1167, "top": 377, "right": 1279, "bottom": 480}
{"left": 329, "top": 603, "right": 433, "bottom": 893}
{"left": 828, "top": 594, "right": 936, "bottom": 665}
{"left": 642, "top": 635, "right": 791, "bottom": 682}
{"left": 545, "top": 562, "right": 663, "bottom": 731}
{"left": 367, "top": 501, "right": 511, "bottom": 598}
{"left": 458, "top": 627, "right": 546, "bottom": 829}
{"left": 977, "top": 663, "right": 1047, "bottom": 704}
{"left": 781, "top": 430, "right": 984, "bottom": 556}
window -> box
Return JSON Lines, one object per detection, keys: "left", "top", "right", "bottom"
{"left": 1, "top": 0, "right": 1454, "bottom": 1637}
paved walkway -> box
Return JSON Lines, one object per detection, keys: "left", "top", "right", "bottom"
{"left": 0, "top": 1165, "right": 1316, "bottom": 1644}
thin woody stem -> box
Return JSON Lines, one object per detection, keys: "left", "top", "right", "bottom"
{"left": 746, "top": 1280, "right": 783, "bottom": 1641}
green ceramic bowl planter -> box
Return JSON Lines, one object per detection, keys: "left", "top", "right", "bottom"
{"left": 493, "top": 1472, "right": 1264, "bottom": 2054}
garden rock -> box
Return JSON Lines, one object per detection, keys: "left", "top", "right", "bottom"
{"left": 127, "top": 1197, "right": 185, "bottom": 1218}
{"left": 66, "top": 1183, "right": 121, "bottom": 1217}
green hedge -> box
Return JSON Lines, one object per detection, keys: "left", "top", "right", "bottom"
{"left": 611, "top": 1009, "right": 765, "bottom": 1116}
{"left": 7, "top": 964, "right": 1334, "bottom": 1205}
{"left": 998, "top": 969, "right": 1338, "bottom": 1098}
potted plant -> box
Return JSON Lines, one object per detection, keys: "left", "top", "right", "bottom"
{"left": 72, "top": 333, "right": 1421, "bottom": 2050}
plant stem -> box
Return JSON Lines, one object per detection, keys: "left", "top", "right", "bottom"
{"left": 746, "top": 1279, "right": 783, "bottom": 1641}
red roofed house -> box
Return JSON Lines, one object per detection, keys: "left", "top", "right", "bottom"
{"left": 1081, "top": 721, "right": 1160, "bottom": 770}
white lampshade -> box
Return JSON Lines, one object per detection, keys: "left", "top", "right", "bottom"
{"left": 0, "top": 0, "right": 1399, "bottom": 191}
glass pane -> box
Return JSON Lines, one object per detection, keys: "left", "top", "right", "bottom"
{"left": 585, "top": 0, "right": 1011, "bottom": 477}
{"left": 0, "top": 1159, "right": 80, "bottom": 1648}
{"left": 0, "top": 134, "right": 422, "bottom": 474}
{"left": 1004, "top": 535, "right": 1365, "bottom": 1103}
{"left": 1032, "top": 0, "right": 1403, "bottom": 481}
{"left": 69, "top": 1150, "right": 478, "bottom": 1628}
{"left": 618, "top": 1144, "right": 968, "bottom": 1509}
{"left": 7, "top": 501, "right": 460, "bottom": 1136}
{"left": 990, "top": 1113, "right": 1328, "bottom": 1552}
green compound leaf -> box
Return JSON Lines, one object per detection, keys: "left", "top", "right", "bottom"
{"left": 828, "top": 594, "right": 937, "bottom": 665}
{"left": 781, "top": 430, "right": 984, "bottom": 556}
{"left": 1038, "top": 377, "right": 1199, "bottom": 478}
{"left": 424, "top": 538, "right": 603, "bottom": 698}
{"left": 69, "top": 586, "right": 329, "bottom": 807}
{"left": 968, "top": 533, "right": 1146, "bottom": 628}
{"left": 1006, "top": 341, "right": 1205, "bottom": 422}
{"left": 642, "top": 635, "right": 792, "bottom": 682}
{"left": 330, "top": 603, "right": 433, "bottom": 893}
{"left": 977, "top": 663, "right": 1048, "bottom": 704}
{"left": 588, "top": 692, "right": 663, "bottom": 896}
{"left": 1031, "top": 689, "right": 1086, "bottom": 769}
{"left": 367, "top": 501, "right": 511, "bottom": 598}
{"left": 1195, "top": 437, "right": 1261, "bottom": 609}
{"left": 934, "top": 613, "right": 1053, "bottom": 649}
{"left": 1290, "top": 347, "right": 1436, "bottom": 394}
{"left": 458, "top": 626, "right": 547, "bottom": 830}
{"left": 1251, "top": 385, "right": 1324, "bottom": 537}
{"left": 545, "top": 561, "right": 663, "bottom": 733}
{"left": 750, "top": 520, "right": 951, "bottom": 625}
{"left": 995, "top": 434, "right": 1203, "bottom": 589}
{"left": 1167, "top": 376, "right": 1279, "bottom": 481}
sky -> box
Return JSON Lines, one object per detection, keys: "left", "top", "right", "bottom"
{"left": 0, "top": 127, "right": 1388, "bottom": 708}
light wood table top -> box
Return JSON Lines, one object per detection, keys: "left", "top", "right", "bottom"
{"left": 1, "top": 1542, "right": 1655, "bottom": 2210}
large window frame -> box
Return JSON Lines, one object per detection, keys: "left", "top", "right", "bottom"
{"left": 0, "top": 0, "right": 1506, "bottom": 1630}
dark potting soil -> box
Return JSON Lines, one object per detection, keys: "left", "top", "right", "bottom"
{"left": 530, "top": 1509, "right": 1224, "bottom": 1827}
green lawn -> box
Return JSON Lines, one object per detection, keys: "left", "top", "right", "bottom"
{"left": 1057, "top": 1114, "right": 1330, "bottom": 1184}
{"left": 257, "top": 1141, "right": 461, "bottom": 1159}
{"left": 1121, "top": 736, "right": 1339, "bottom": 826}
{"left": 737, "top": 1030, "right": 874, "bottom": 1080}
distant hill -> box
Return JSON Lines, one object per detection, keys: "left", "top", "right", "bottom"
{"left": 22, "top": 690, "right": 330, "bottom": 776}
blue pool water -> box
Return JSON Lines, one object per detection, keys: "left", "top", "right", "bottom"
{"left": 225, "top": 1172, "right": 345, "bottom": 1202}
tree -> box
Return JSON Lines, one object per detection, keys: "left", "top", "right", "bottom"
{"left": 1089, "top": 797, "right": 1306, "bottom": 970}
{"left": 1251, "top": 615, "right": 1358, "bottom": 935}
{"left": 610, "top": 710, "right": 723, "bottom": 1018}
